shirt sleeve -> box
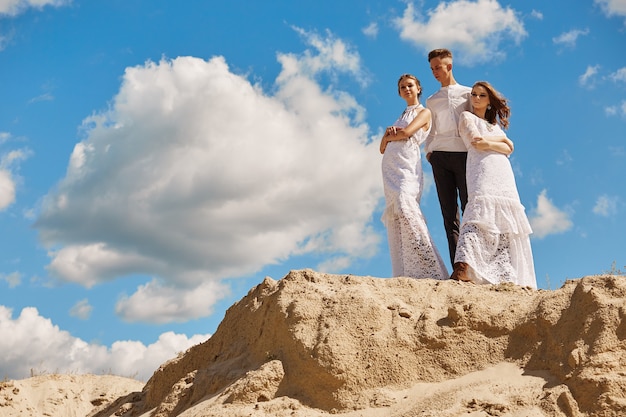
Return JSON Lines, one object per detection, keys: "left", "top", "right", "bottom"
{"left": 423, "top": 100, "right": 434, "bottom": 154}
{"left": 458, "top": 112, "right": 480, "bottom": 148}
{"left": 423, "top": 126, "right": 434, "bottom": 154}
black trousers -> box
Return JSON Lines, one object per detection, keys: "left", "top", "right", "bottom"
{"left": 429, "top": 151, "right": 468, "bottom": 265}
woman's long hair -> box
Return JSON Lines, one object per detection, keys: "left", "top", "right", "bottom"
{"left": 474, "top": 81, "right": 510, "bottom": 130}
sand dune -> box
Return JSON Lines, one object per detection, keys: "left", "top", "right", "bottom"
{"left": 2, "top": 270, "right": 625, "bottom": 416}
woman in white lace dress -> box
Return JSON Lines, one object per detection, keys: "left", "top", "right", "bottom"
{"left": 379, "top": 74, "right": 448, "bottom": 280}
{"left": 451, "top": 81, "right": 537, "bottom": 288}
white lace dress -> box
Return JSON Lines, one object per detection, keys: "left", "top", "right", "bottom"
{"left": 381, "top": 104, "right": 449, "bottom": 280}
{"left": 456, "top": 111, "right": 537, "bottom": 288}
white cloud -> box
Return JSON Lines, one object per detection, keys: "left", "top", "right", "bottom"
{"left": 606, "top": 101, "right": 626, "bottom": 117}
{"left": 552, "top": 28, "right": 589, "bottom": 48}
{"left": 609, "top": 67, "right": 626, "bottom": 83}
{"left": 0, "top": 0, "right": 71, "bottom": 17}
{"left": 362, "top": 22, "right": 379, "bottom": 38}
{"left": 0, "top": 305, "right": 208, "bottom": 380}
{"left": 529, "top": 190, "right": 573, "bottom": 239}
{"left": 28, "top": 92, "right": 54, "bottom": 104}
{"left": 317, "top": 256, "right": 352, "bottom": 273}
{"left": 595, "top": 0, "right": 626, "bottom": 17}
{"left": 394, "top": 0, "right": 527, "bottom": 65}
{"left": 1, "top": 271, "right": 21, "bottom": 288}
{"left": 116, "top": 279, "right": 230, "bottom": 324}
{"left": 46, "top": 243, "right": 157, "bottom": 288}
{"left": 0, "top": 169, "right": 15, "bottom": 210}
{"left": 69, "top": 299, "right": 92, "bottom": 320}
{"left": 287, "top": 26, "right": 369, "bottom": 88}
{"left": 34, "top": 32, "right": 382, "bottom": 323}
{"left": 593, "top": 195, "right": 619, "bottom": 217}
{"left": 530, "top": 10, "right": 543, "bottom": 20}
{"left": 0, "top": 148, "right": 31, "bottom": 211}
{"left": 2, "top": 148, "right": 30, "bottom": 166}
{"left": 579, "top": 65, "right": 600, "bottom": 88}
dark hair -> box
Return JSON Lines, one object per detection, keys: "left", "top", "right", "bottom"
{"left": 428, "top": 48, "right": 452, "bottom": 62}
{"left": 397, "top": 73, "right": 422, "bottom": 99}
{"left": 473, "top": 81, "right": 510, "bottom": 129}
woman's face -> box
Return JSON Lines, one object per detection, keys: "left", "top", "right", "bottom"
{"left": 398, "top": 78, "right": 420, "bottom": 102}
{"left": 470, "top": 85, "right": 490, "bottom": 113}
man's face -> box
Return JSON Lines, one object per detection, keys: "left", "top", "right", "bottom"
{"left": 429, "top": 57, "right": 451, "bottom": 83}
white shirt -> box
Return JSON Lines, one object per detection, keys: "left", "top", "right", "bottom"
{"left": 424, "top": 84, "right": 472, "bottom": 154}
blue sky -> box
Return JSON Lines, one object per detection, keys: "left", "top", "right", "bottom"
{"left": 0, "top": 0, "right": 624, "bottom": 381}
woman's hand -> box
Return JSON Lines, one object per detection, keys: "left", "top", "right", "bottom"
{"left": 471, "top": 137, "right": 490, "bottom": 151}
{"left": 471, "top": 136, "right": 514, "bottom": 155}
{"left": 380, "top": 126, "right": 401, "bottom": 154}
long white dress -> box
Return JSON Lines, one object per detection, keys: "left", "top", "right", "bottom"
{"left": 456, "top": 111, "right": 537, "bottom": 288}
{"left": 381, "top": 104, "right": 449, "bottom": 280}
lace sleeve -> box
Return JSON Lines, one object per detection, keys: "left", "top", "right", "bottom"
{"left": 458, "top": 111, "right": 480, "bottom": 148}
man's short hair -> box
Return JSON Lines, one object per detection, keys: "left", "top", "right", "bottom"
{"left": 428, "top": 48, "right": 453, "bottom": 62}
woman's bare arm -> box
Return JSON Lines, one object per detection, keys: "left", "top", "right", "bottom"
{"left": 471, "top": 135, "right": 514, "bottom": 155}
{"left": 392, "top": 108, "right": 431, "bottom": 140}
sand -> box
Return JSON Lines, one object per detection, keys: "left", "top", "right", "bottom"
{"left": 2, "top": 270, "right": 625, "bottom": 417}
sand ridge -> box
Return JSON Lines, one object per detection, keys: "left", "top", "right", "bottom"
{"left": 2, "top": 270, "right": 625, "bottom": 416}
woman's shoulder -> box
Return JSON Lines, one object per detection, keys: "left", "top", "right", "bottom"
{"left": 416, "top": 105, "right": 431, "bottom": 117}
{"left": 460, "top": 111, "right": 476, "bottom": 122}
{"left": 403, "top": 104, "right": 430, "bottom": 120}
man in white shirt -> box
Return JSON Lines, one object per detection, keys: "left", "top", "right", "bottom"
{"left": 424, "top": 48, "right": 471, "bottom": 267}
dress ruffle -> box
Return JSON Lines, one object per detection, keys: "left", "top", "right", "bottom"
{"left": 461, "top": 195, "right": 533, "bottom": 236}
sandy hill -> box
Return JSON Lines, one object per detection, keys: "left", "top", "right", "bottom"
{"left": 1, "top": 269, "right": 625, "bottom": 417}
